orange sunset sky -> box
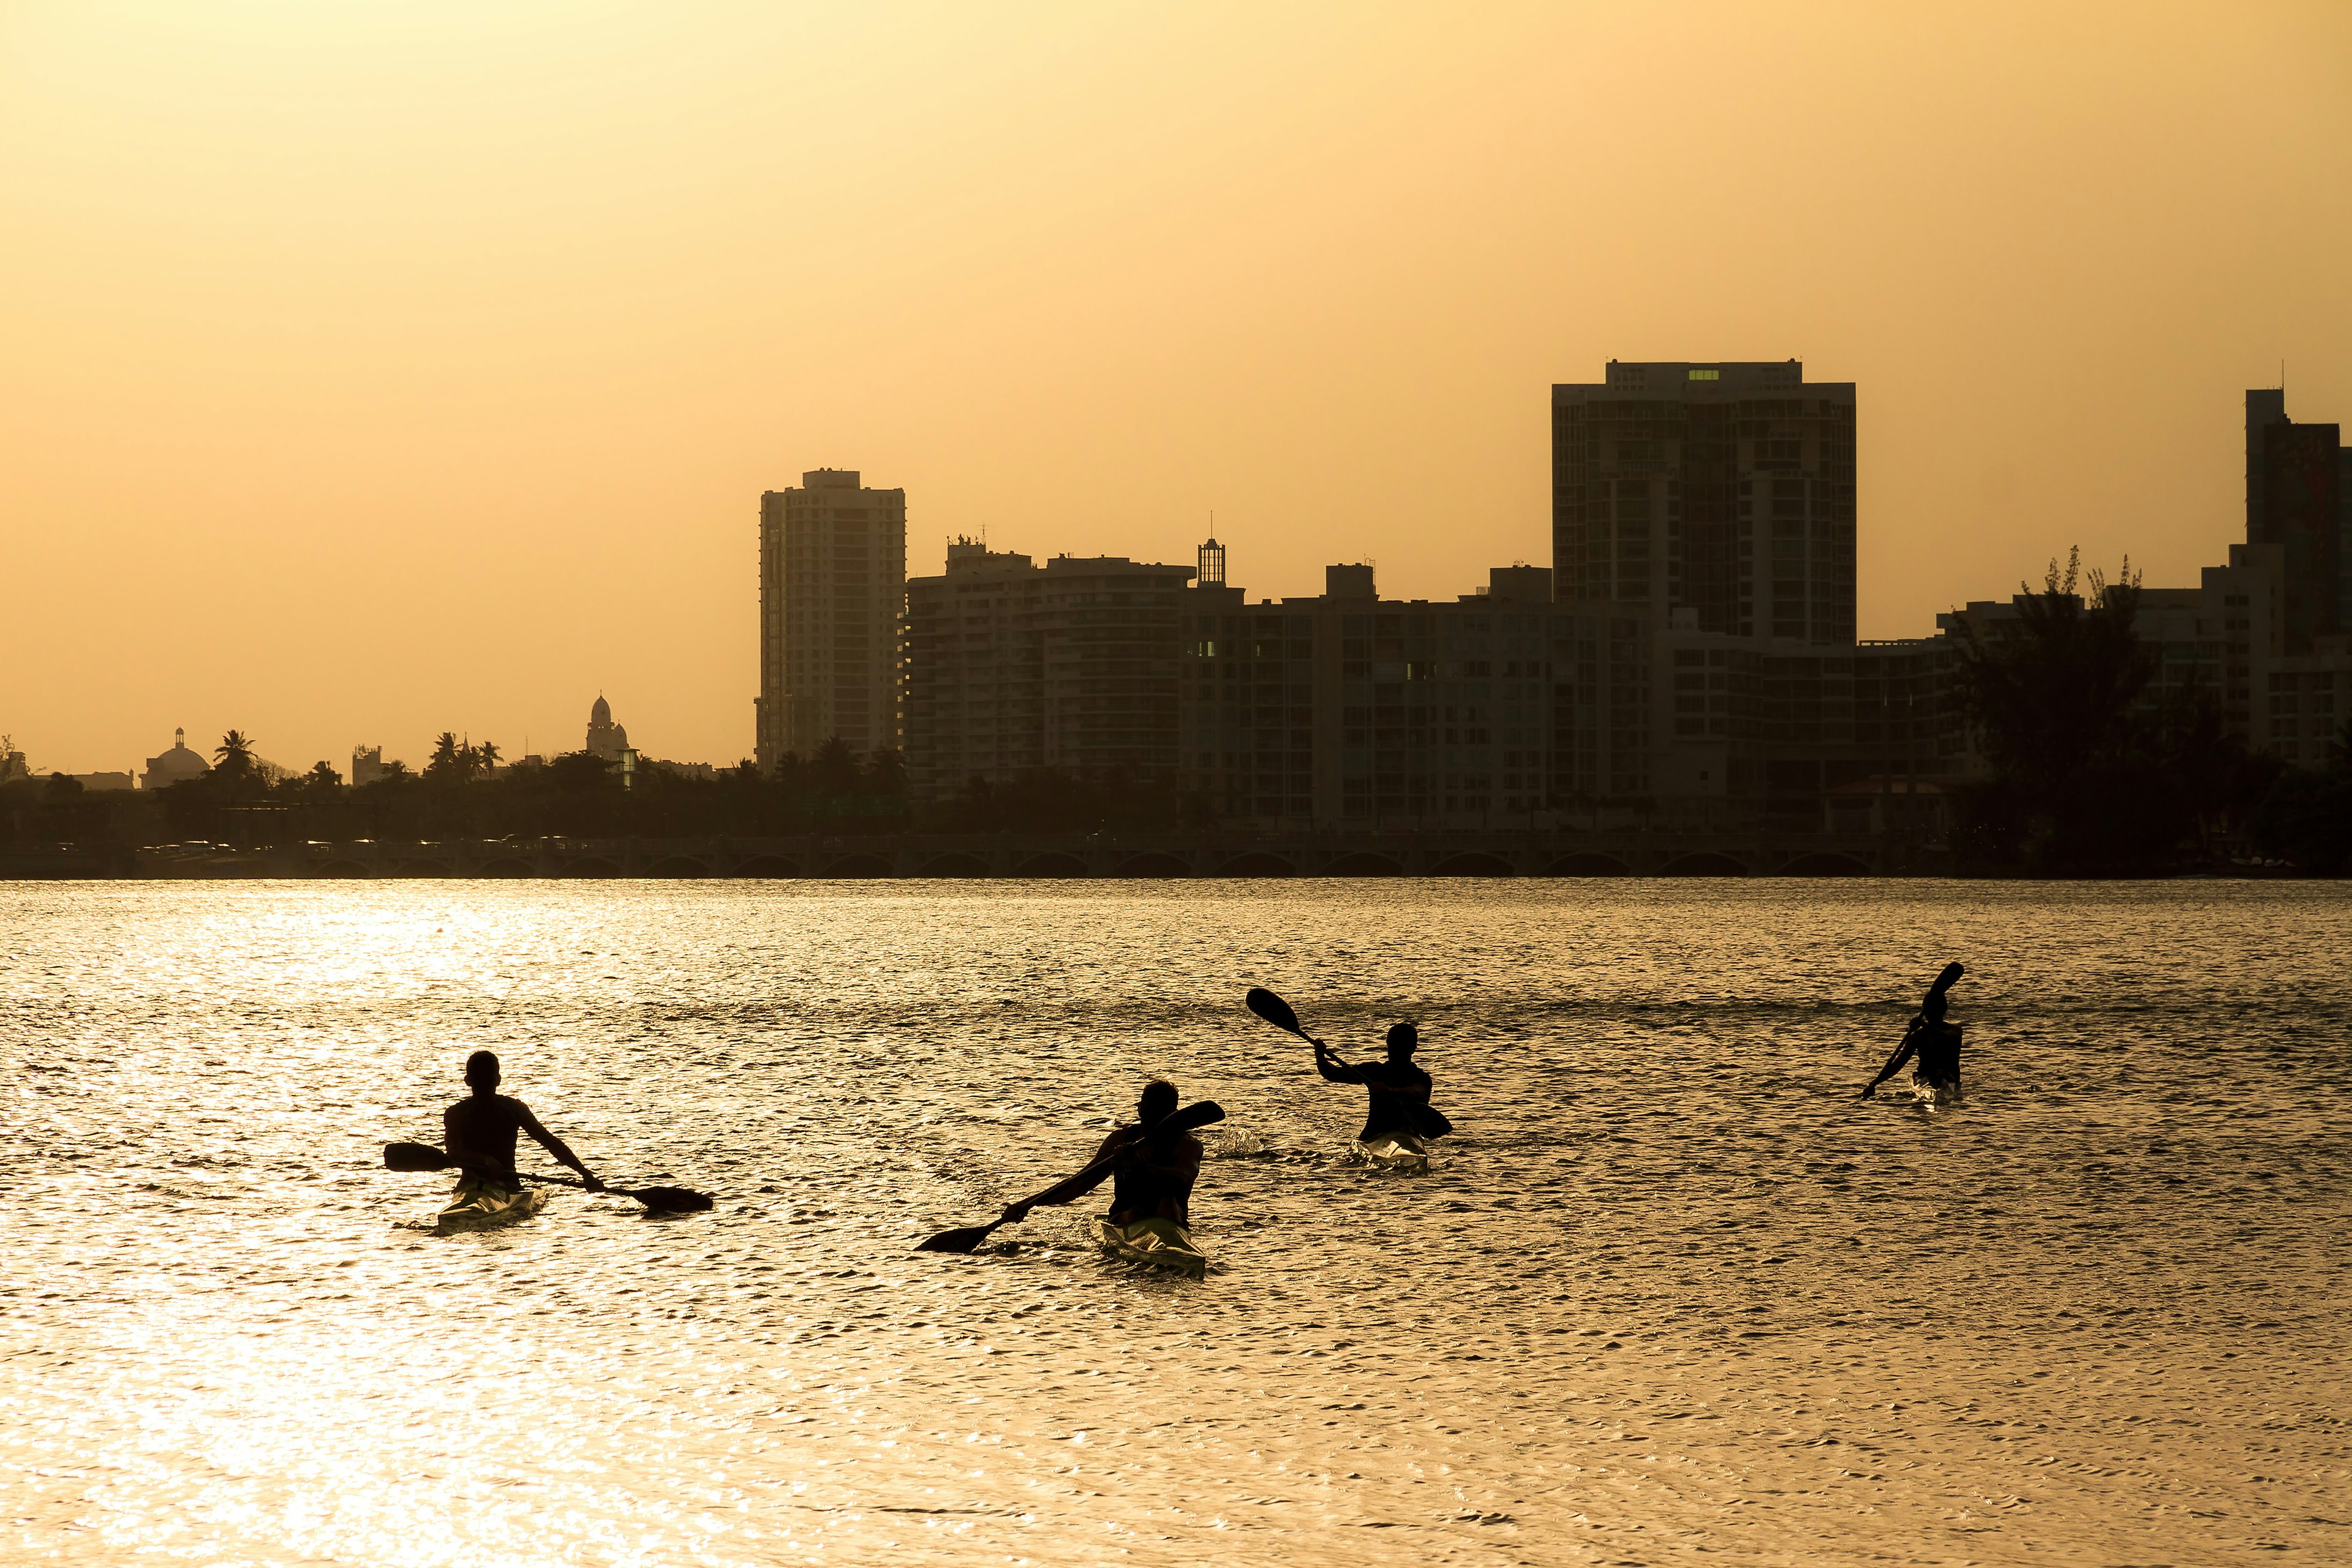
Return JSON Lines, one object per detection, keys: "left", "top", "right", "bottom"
{"left": 4, "top": 2, "right": 2349, "bottom": 774}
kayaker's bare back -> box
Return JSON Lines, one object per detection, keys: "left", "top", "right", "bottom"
{"left": 1090, "top": 1123, "right": 1203, "bottom": 1226}
{"left": 444, "top": 1050, "right": 602, "bottom": 1190}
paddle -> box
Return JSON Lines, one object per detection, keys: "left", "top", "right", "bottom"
{"left": 1860, "top": 961, "right": 1965, "bottom": 1099}
{"left": 1247, "top": 986, "right": 1454, "bottom": 1139}
{"left": 382, "top": 1142, "right": 714, "bottom": 1213}
{"left": 915, "top": 1099, "right": 1227, "bottom": 1254}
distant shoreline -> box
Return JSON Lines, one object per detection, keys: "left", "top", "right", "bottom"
{"left": 0, "top": 834, "right": 2318, "bottom": 881}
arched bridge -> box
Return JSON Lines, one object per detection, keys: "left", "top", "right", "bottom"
{"left": 138, "top": 831, "right": 1942, "bottom": 880}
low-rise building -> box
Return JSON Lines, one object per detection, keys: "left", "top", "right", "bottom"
{"left": 1178, "top": 555, "right": 1653, "bottom": 829}
{"left": 1652, "top": 621, "right": 1964, "bottom": 820}
{"left": 2255, "top": 636, "right": 2352, "bottom": 768}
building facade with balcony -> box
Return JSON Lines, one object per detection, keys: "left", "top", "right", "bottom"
{"left": 758, "top": 469, "right": 907, "bottom": 772}
{"left": 902, "top": 545, "right": 1194, "bottom": 799}
{"left": 1553, "top": 360, "right": 1857, "bottom": 645}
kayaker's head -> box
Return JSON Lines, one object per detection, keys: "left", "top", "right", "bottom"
{"left": 464, "top": 1050, "right": 501, "bottom": 1095}
{"left": 1385, "top": 1023, "right": 1418, "bottom": 1060}
{"left": 1921, "top": 992, "right": 1949, "bottom": 1023}
{"left": 1137, "top": 1077, "right": 1178, "bottom": 1126}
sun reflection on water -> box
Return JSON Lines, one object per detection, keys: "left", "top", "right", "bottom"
{"left": 2, "top": 879, "right": 2346, "bottom": 1564}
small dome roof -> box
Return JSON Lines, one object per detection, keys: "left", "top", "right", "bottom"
{"left": 591, "top": 695, "right": 611, "bottom": 722}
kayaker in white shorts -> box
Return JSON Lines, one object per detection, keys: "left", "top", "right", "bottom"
{"left": 443, "top": 1050, "right": 607, "bottom": 1192}
{"left": 1861, "top": 969, "right": 1965, "bottom": 1100}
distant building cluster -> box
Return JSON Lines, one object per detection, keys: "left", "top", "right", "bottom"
{"left": 753, "top": 364, "right": 2352, "bottom": 828}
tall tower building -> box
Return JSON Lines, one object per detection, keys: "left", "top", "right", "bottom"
{"left": 756, "top": 469, "right": 907, "bottom": 772}
{"left": 2245, "top": 388, "right": 2350, "bottom": 654}
{"left": 1551, "top": 360, "right": 1856, "bottom": 644}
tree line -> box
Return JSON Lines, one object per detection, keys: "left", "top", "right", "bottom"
{"left": 0, "top": 729, "right": 1188, "bottom": 852}
{"left": 1949, "top": 549, "right": 2350, "bottom": 875}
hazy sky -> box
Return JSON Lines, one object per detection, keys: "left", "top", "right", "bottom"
{"left": 5, "top": 2, "right": 2349, "bottom": 772}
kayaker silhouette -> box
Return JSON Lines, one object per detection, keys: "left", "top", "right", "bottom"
{"left": 443, "top": 1050, "right": 607, "bottom": 1194}
{"left": 1000, "top": 1078, "right": 1204, "bottom": 1229}
{"left": 1316, "top": 1023, "right": 1442, "bottom": 1141}
{"left": 1861, "top": 963, "right": 1966, "bottom": 1101}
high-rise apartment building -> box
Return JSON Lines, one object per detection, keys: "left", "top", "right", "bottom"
{"left": 2245, "top": 389, "right": 2351, "bottom": 653}
{"left": 900, "top": 546, "right": 1194, "bottom": 798}
{"left": 1553, "top": 360, "right": 1856, "bottom": 644}
{"left": 756, "top": 470, "right": 907, "bottom": 772}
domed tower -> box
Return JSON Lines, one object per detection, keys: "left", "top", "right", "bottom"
{"left": 140, "top": 727, "right": 213, "bottom": 791}
{"left": 585, "top": 695, "right": 629, "bottom": 760}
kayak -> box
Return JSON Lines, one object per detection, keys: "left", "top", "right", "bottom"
{"left": 436, "top": 1178, "right": 548, "bottom": 1235}
{"left": 1091, "top": 1216, "right": 1210, "bottom": 1280}
{"left": 1351, "top": 1131, "right": 1434, "bottom": 1174}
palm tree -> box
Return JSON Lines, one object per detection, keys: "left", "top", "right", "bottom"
{"left": 306, "top": 760, "right": 342, "bottom": 791}
{"left": 476, "top": 739, "right": 501, "bottom": 775}
{"left": 428, "top": 732, "right": 462, "bottom": 778}
{"left": 215, "top": 730, "right": 257, "bottom": 778}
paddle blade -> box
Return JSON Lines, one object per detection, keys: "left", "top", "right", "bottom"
{"left": 1167, "top": 1099, "right": 1226, "bottom": 1134}
{"left": 1411, "top": 1104, "right": 1455, "bottom": 1139}
{"left": 624, "top": 1185, "right": 714, "bottom": 1214}
{"left": 915, "top": 1222, "right": 999, "bottom": 1254}
{"left": 1140, "top": 1099, "right": 1226, "bottom": 1152}
{"left": 1926, "top": 962, "right": 1964, "bottom": 1001}
{"left": 383, "top": 1141, "right": 451, "bottom": 1172}
{"left": 1246, "top": 987, "right": 1305, "bottom": 1037}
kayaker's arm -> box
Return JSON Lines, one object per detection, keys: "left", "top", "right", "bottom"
{"left": 1860, "top": 1019, "right": 1924, "bottom": 1099}
{"left": 1002, "top": 1128, "right": 1132, "bottom": 1221}
{"left": 513, "top": 1101, "right": 606, "bottom": 1191}
{"left": 1314, "top": 1044, "right": 1366, "bottom": 1084}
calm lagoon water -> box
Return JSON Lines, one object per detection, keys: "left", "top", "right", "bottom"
{"left": 4, "top": 879, "right": 2347, "bottom": 1566}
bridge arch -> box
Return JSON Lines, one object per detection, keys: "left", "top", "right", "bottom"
{"left": 1320, "top": 852, "right": 1405, "bottom": 876}
{"left": 314, "top": 860, "right": 372, "bottom": 879}
{"left": 1216, "top": 851, "right": 1295, "bottom": 878}
{"left": 1777, "top": 851, "right": 1872, "bottom": 878}
{"left": 478, "top": 858, "right": 538, "bottom": 878}
{"left": 821, "top": 853, "right": 893, "bottom": 878}
{"left": 559, "top": 858, "right": 624, "bottom": 878}
{"left": 1111, "top": 852, "right": 1192, "bottom": 878}
{"left": 1660, "top": 851, "right": 1749, "bottom": 877}
{"left": 1012, "top": 853, "right": 1090, "bottom": 878}
{"left": 1428, "top": 852, "right": 1517, "bottom": 877}
{"left": 919, "top": 853, "right": 992, "bottom": 877}
{"left": 644, "top": 856, "right": 711, "bottom": 878}
{"left": 1539, "top": 853, "right": 1632, "bottom": 877}
{"left": 393, "top": 859, "right": 452, "bottom": 878}
{"left": 732, "top": 854, "right": 801, "bottom": 878}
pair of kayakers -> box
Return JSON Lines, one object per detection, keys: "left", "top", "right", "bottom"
{"left": 998, "top": 1024, "right": 1435, "bottom": 1234}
